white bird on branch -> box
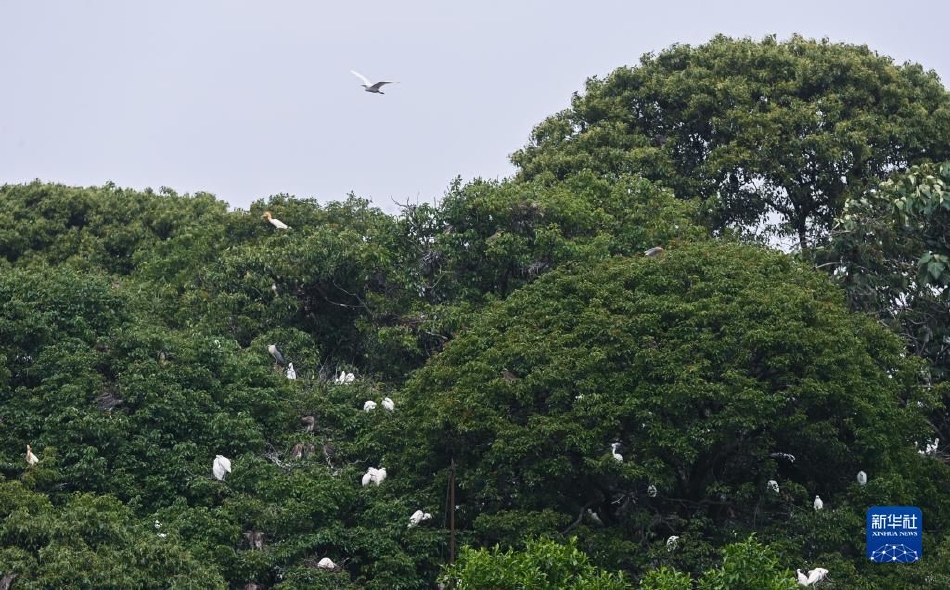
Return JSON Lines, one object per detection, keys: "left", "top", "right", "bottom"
{"left": 610, "top": 442, "right": 623, "bottom": 463}
{"left": 408, "top": 509, "right": 433, "bottom": 528}
{"left": 262, "top": 211, "right": 289, "bottom": 229}
{"left": 382, "top": 397, "right": 395, "bottom": 412}
{"left": 26, "top": 444, "right": 38, "bottom": 466}
{"left": 213, "top": 455, "right": 232, "bottom": 481}
{"left": 286, "top": 363, "right": 297, "bottom": 380}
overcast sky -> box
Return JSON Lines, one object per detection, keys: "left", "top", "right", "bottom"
{"left": 2, "top": 1, "right": 948, "bottom": 215}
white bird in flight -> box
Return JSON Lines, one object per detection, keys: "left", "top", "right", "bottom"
{"left": 351, "top": 70, "right": 398, "bottom": 94}
{"left": 408, "top": 509, "right": 433, "bottom": 528}
{"left": 262, "top": 211, "right": 289, "bottom": 229}
{"left": 382, "top": 397, "right": 395, "bottom": 412}
{"left": 610, "top": 442, "right": 623, "bottom": 463}
{"left": 813, "top": 495, "right": 823, "bottom": 511}
{"left": 363, "top": 400, "right": 377, "bottom": 412}
{"left": 286, "top": 363, "right": 297, "bottom": 380}
{"left": 213, "top": 455, "right": 232, "bottom": 481}
{"left": 856, "top": 471, "right": 867, "bottom": 485}
{"left": 26, "top": 444, "right": 38, "bottom": 466}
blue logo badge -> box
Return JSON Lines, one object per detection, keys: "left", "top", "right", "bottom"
{"left": 866, "top": 506, "right": 922, "bottom": 563}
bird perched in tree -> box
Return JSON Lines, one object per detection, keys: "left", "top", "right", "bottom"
{"left": 408, "top": 509, "right": 433, "bottom": 528}
{"left": 610, "top": 442, "right": 623, "bottom": 463}
{"left": 857, "top": 471, "right": 867, "bottom": 485}
{"left": 317, "top": 557, "right": 337, "bottom": 570}
{"left": 350, "top": 70, "right": 398, "bottom": 94}
{"left": 25, "top": 444, "right": 38, "bottom": 466}
{"left": 813, "top": 495, "right": 823, "bottom": 511}
{"left": 804, "top": 567, "right": 828, "bottom": 585}
{"left": 382, "top": 397, "right": 395, "bottom": 412}
{"left": 268, "top": 344, "right": 286, "bottom": 366}
{"left": 291, "top": 443, "right": 304, "bottom": 459}
{"left": 767, "top": 480, "right": 780, "bottom": 493}
{"left": 301, "top": 415, "right": 315, "bottom": 432}
{"left": 262, "top": 211, "right": 289, "bottom": 229}
{"left": 666, "top": 535, "right": 679, "bottom": 551}
{"left": 213, "top": 455, "right": 232, "bottom": 480}
{"left": 363, "top": 400, "right": 377, "bottom": 412}
{"left": 362, "top": 466, "right": 386, "bottom": 486}
{"left": 336, "top": 371, "right": 355, "bottom": 384}
{"left": 647, "top": 485, "right": 657, "bottom": 498}
{"left": 243, "top": 530, "right": 265, "bottom": 550}
{"left": 585, "top": 508, "right": 604, "bottom": 526}
{"left": 644, "top": 246, "right": 665, "bottom": 257}
{"left": 286, "top": 363, "right": 297, "bottom": 380}
{"left": 500, "top": 369, "right": 520, "bottom": 382}
{"left": 797, "top": 570, "right": 808, "bottom": 585}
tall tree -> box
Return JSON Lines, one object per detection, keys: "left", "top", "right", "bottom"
{"left": 511, "top": 34, "right": 950, "bottom": 252}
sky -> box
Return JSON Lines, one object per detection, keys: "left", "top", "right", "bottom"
{"left": 2, "top": 1, "right": 949, "bottom": 215}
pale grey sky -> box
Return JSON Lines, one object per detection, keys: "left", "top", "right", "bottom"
{"left": 2, "top": 1, "right": 948, "bottom": 214}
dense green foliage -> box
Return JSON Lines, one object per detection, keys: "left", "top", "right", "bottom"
{"left": 3, "top": 33, "right": 950, "bottom": 589}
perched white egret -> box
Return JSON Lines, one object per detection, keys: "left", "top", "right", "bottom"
{"left": 213, "top": 455, "right": 232, "bottom": 481}
{"left": 804, "top": 568, "right": 828, "bottom": 585}
{"left": 262, "top": 211, "right": 289, "bottom": 229}
{"left": 647, "top": 485, "right": 657, "bottom": 498}
{"left": 382, "top": 397, "right": 395, "bottom": 412}
{"left": 610, "top": 442, "right": 623, "bottom": 463}
{"left": 666, "top": 535, "right": 679, "bottom": 551}
{"left": 408, "top": 509, "right": 433, "bottom": 528}
{"left": 857, "top": 471, "right": 867, "bottom": 485}
{"left": 317, "top": 557, "right": 337, "bottom": 570}
{"left": 813, "top": 495, "right": 823, "bottom": 511}
{"left": 286, "top": 363, "right": 297, "bottom": 380}
{"left": 350, "top": 70, "right": 398, "bottom": 94}
{"left": 363, "top": 400, "right": 377, "bottom": 412}
{"left": 26, "top": 444, "right": 38, "bottom": 466}
{"left": 336, "top": 371, "right": 356, "bottom": 385}
{"left": 268, "top": 344, "right": 286, "bottom": 366}
{"left": 644, "top": 246, "right": 665, "bottom": 257}
{"left": 918, "top": 437, "right": 939, "bottom": 456}
{"left": 767, "top": 479, "right": 780, "bottom": 493}
{"left": 361, "top": 467, "right": 378, "bottom": 487}
{"left": 585, "top": 508, "right": 604, "bottom": 526}
{"left": 375, "top": 467, "right": 387, "bottom": 485}
{"left": 797, "top": 569, "right": 809, "bottom": 585}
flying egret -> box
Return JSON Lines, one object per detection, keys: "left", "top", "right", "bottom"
{"left": 857, "top": 470, "right": 867, "bottom": 485}
{"left": 381, "top": 397, "right": 395, "bottom": 412}
{"left": 804, "top": 568, "right": 828, "bottom": 585}
{"left": 813, "top": 495, "right": 823, "bottom": 511}
{"left": 262, "top": 211, "right": 289, "bottom": 229}
{"left": 644, "top": 246, "right": 665, "bottom": 257}
{"left": 610, "top": 442, "right": 623, "bottom": 463}
{"left": 317, "top": 557, "right": 337, "bottom": 570}
{"left": 286, "top": 363, "right": 297, "bottom": 380}
{"left": 26, "top": 444, "right": 38, "bottom": 466}
{"left": 213, "top": 455, "right": 232, "bottom": 481}
{"left": 350, "top": 70, "right": 398, "bottom": 94}
{"left": 767, "top": 479, "right": 780, "bottom": 493}
{"left": 647, "top": 485, "right": 657, "bottom": 498}
{"left": 363, "top": 400, "right": 377, "bottom": 412}
{"left": 666, "top": 535, "right": 679, "bottom": 551}
{"left": 268, "top": 344, "right": 286, "bottom": 366}
{"left": 408, "top": 509, "right": 433, "bottom": 528}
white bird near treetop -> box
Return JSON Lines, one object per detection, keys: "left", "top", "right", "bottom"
{"left": 767, "top": 480, "right": 780, "bottom": 493}
{"left": 262, "top": 211, "right": 289, "bottom": 229}
{"left": 336, "top": 371, "right": 355, "bottom": 385}
{"left": 382, "top": 397, "right": 395, "bottom": 412}
{"left": 268, "top": 344, "right": 286, "bottom": 366}
{"left": 363, "top": 400, "right": 377, "bottom": 412}
{"left": 857, "top": 470, "right": 867, "bottom": 485}
{"left": 796, "top": 569, "right": 809, "bottom": 585}
{"left": 666, "top": 535, "right": 679, "bottom": 551}
{"left": 26, "top": 444, "right": 38, "bottom": 466}
{"left": 350, "top": 70, "right": 398, "bottom": 94}
{"left": 610, "top": 442, "right": 623, "bottom": 463}
{"left": 647, "top": 485, "right": 657, "bottom": 497}
{"left": 644, "top": 246, "right": 665, "bottom": 257}
{"left": 804, "top": 567, "right": 828, "bottom": 585}
{"left": 213, "top": 455, "right": 232, "bottom": 480}
{"left": 362, "top": 466, "right": 386, "bottom": 486}
{"left": 286, "top": 363, "right": 297, "bottom": 380}
{"left": 813, "top": 495, "right": 823, "bottom": 511}
{"left": 408, "top": 509, "right": 433, "bottom": 528}
{"left": 317, "top": 557, "right": 337, "bottom": 570}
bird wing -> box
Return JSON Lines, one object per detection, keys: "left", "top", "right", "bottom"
{"left": 370, "top": 81, "right": 396, "bottom": 90}
{"left": 351, "top": 70, "right": 372, "bottom": 86}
